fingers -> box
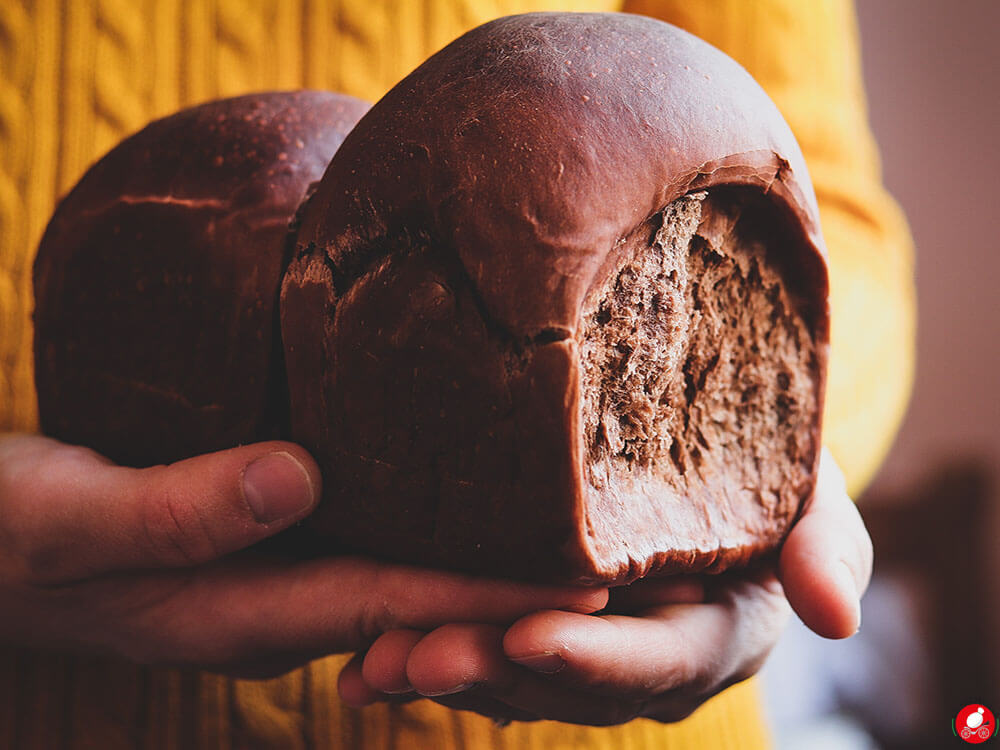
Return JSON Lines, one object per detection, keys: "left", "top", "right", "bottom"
{"left": 503, "top": 572, "right": 788, "bottom": 700}
{"left": 126, "top": 443, "right": 320, "bottom": 571}
{"left": 402, "top": 623, "right": 642, "bottom": 725}
{"left": 339, "top": 653, "right": 383, "bottom": 707}
{"left": 101, "top": 555, "right": 606, "bottom": 669}
{"left": 779, "top": 448, "right": 873, "bottom": 639}
{"left": 357, "top": 574, "right": 788, "bottom": 726}
{"left": 0, "top": 435, "right": 607, "bottom": 672}
{"left": 344, "top": 642, "right": 524, "bottom": 720}
{"left": 322, "top": 560, "right": 607, "bottom": 641}
{"left": 0, "top": 435, "right": 320, "bottom": 582}
{"left": 362, "top": 629, "right": 424, "bottom": 695}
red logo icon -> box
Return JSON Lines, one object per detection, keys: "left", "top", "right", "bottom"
{"left": 954, "top": 704, "right": 996, "bottom": 743}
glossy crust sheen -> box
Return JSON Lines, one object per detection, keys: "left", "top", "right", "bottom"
{"left": 283, "top": 13, "right": 830, "bottom": 584}
{"left": 34, "top": 91, "right": 370, "bottom": 467}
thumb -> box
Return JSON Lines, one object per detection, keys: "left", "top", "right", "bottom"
{"left": 779, "top": 448, "right": 872, "bottom": 639}
{"left": 0, "top": 436, "right": 319, "bottom": 583}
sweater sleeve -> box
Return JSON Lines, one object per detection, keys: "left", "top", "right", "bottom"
{"left": 621, "top": 0, "right": 916, "bottom": 495}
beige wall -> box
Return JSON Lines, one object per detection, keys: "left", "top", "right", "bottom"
{"left": 856, "top": 0, "right": 1000, "bottom": 484}
{"left": 855, "top": 0, "right": 1000, "bottom": 693}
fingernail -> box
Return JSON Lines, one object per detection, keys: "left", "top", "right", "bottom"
{"left": 243, "top": 452, "right": 316, "bottom": 524}
{"left": 381, "top": 687, "right": 414, "bottom": 695}
{"left": 509, "top": 652, "right": 565, "bottom": 674}
{"left": 835, "top": 561, "right": 862, "bottom": 634}
{"left": 420, "top": 682, "right": 476, "bottom": 697}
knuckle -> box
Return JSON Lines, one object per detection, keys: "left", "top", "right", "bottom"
{"left": 358, "top": 595, "right": 393, "bottom": 645}
{"left": 648, "top": 697, "right": 702, "bottom": 724}
{"left": 643, "top": 685, "right": 725, "bottom": 724}
{"left": 675, "top": 656, "right": 718, "bottom": 697}
{"left": 588, "top": 700, "right": 646, "bottom": 727}
{"left": 356, "top": 566, "right": 397, "bottom": 644}
{"left": 685, "top": 671, "right": 717, "bottom": 699}
{"left": 730, "top": 653, "right": 767, "bottom": 687}
{"left": 140, "top": 485, "right": 221, "bottom": 567}
{"left": 610, "top": 700, "right": 647, "bottom": 725}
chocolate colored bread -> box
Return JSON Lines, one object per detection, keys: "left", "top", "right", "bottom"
{"left": 34, "top": 91, "right": 370, "bottom": 467}
{"left": 283, "top": 13, "right": 830, "bottom": 584}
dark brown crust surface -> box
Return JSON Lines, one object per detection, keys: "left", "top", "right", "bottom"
{"left": 34, "top": 91, "right": 370, "bottom": 466}
{"left": 285, "top": 13, "right": 830, "bottom": 584}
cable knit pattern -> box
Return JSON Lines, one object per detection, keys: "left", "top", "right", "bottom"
{"left": 93, "top": 0, "right": 151, "bottom": 146}
{"left": 215, "top": 0, "right": 267, "bottom": 97}
{"left": 0, "top": 1, "right": 914, "bottom": 748}
{"left": 0, "top": 0, "right": 32, "bottom": 431}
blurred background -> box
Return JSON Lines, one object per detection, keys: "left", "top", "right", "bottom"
{"left": 860, "top": 0, "right": 1000, "bottom": 713}
{"left": 0, "top": 0, "right": 995, "bottom": 747}
{"left": 764, "top": 1, "right": 1000, "bottom": 747}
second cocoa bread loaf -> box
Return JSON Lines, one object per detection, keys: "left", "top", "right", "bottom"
{"left": 283, "top": 13, "right": 830, "bottom": 584}
{"left": 34, "top": 91, "right": 370, "bottom": 467}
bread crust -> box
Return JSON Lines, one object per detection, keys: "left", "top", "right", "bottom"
{"left": 284, "top": 13, "right": 830, "bottom": 583}
{"left": 34, "top": 91, "right": 370, "bottom": 466}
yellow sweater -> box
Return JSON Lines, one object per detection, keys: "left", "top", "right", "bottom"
{"left": 0, "top": 0, "right": 913, "bottom": 747}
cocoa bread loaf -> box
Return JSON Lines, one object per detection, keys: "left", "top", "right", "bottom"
{"left": 33, "top": 91, "right": 369, "bottom": 467}
{"left": 282, "top": 13, "right": 830, "bottom": 584}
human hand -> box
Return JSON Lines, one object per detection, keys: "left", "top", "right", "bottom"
{"left": 340, "top": 449, "right": 872, "bottom": 724}
{"left": 0, "top": 434, "right": 607, "bottom": 678}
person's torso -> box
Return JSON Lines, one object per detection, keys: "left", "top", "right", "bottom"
{"left": 0, "top": 2, "right": 782, "bottom": 747}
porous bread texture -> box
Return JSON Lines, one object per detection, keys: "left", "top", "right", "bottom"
{"left": 579, "top": 190, "right": 818, "bottom": 577}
